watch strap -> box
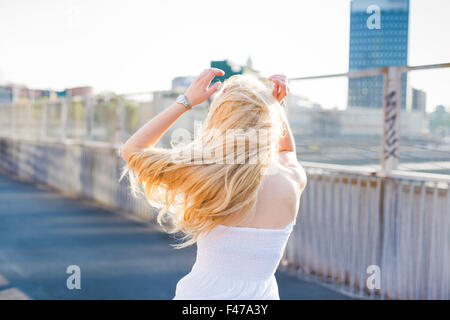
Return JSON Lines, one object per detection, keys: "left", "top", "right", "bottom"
{"left": 177, "top": 94, "right": 192, "bottom": 110}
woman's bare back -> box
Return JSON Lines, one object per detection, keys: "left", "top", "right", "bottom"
{"left": 222, "top": 155, "right": 307, "bottom": 229}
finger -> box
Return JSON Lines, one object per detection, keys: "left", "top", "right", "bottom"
{"left": 269, "top": 75, "right": 287, "bottom": 85}
{"left": 198, "top": 69, "right": 210, "bottom": 78}
{"left": 268, "top": 76, "right": 286, "bottom": 86}
{"left": 268, "top": 75, "right": 281, "bottom": 82}
{"left": 272, "top": 83, "right": 280, "bottom": 99}
{"left": 269, "top": 74, "right": 285, "bottom": 81}
{"left": 207, "top": 81, "right": 222, "bottom": 95}
{"left": 268, "top": 77, "right": 282, "bottom": 85}
{"left": 200, "top": 68, "right": 224, "bottom": 82}
{"left": 211, "top": 68, "right": 225, "bottom": 76}
{"left": 270, "top": 78, "right": 287, "bottom": 92}
{"left": 273, "top": 74, "right": 287, "bottom": 80}
{"left": 279, "top": 83, "right": 287, "bottom": 100}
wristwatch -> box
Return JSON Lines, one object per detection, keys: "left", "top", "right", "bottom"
{"left": 176, "top": 94, "right": 192, "bottom": 110}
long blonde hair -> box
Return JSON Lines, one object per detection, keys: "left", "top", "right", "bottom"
{"left": 121, "top": 74, "right": 286, "bottom": 248}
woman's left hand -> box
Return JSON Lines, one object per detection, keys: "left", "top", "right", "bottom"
{"left": 185, "top": 68, "right": 225, "bottom": 107}
{"left": 268, "top": 74, "right": 289, "bottom": 102}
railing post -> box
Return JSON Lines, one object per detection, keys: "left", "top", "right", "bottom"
{"left": 378, "top": 66, "right": 404, "bottom": 299}
{"left": 381, "top": 66, "right": 403, "bottom": 173}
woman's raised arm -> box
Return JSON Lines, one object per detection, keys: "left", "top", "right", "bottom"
{"left": 268, "top": 74, "right": 296, "bottom": 154}
{"left": 120, "top": 68, "right": 224, "bottom": 162}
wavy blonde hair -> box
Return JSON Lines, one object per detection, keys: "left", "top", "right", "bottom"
{"left": 120, "top": 74, "right": 286, "bottom": 248}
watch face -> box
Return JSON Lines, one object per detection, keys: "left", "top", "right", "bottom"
{"left": 177, "top": 95, "right": 190, "bottom": 108}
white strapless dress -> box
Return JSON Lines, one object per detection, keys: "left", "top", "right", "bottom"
{"left": 173, "top": 220, "right": 295, "bottom": 300}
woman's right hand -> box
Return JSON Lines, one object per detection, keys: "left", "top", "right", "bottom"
{"left": 184, "top": 68, "right": 225, "bottom": 107}
{"left": 268, "top": 74, "right": 289, "bottom": 102}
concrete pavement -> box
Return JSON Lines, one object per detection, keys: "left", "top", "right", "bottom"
{"left": 0, "top": 173, "right": 349, "bottom": 300}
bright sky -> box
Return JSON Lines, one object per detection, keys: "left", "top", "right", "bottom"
{"left": 1, "top": 0, "right": 449, "bottom": 111}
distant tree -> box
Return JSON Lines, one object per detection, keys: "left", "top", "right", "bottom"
{"left": 429, "top": 105, "right": 450, "bottom": 136}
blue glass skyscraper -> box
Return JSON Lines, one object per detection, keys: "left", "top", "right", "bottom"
{"left": 348, "top": 0, "right": 409, "bottom": 109}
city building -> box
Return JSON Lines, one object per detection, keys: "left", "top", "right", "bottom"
{"left": 0, "top": 84, "right": 29, "bottom": 104}
{"left": 170, "top": 57, "right": 259, "bottom": 95}
{"left": 66, "top": 86, "right": 93, "bottom": 98}
{"left": 56, "top": 90, "right": 67, "bottom": 98}
{"left": 348, "top": 0, "right": 409, "bottom": 109}
{"left": 210, "top": 58, "right": 260, "bottom": 82}
{"left": 408, "top": 87, "right": 426, "bottom": 114}
{"left": 210, "top": 60, "right": 243, "bottom": 83}
{"left": 287, "top": 105, "right": 428, "bottom": 138}
{"left": 0, "top": 86, "right": 12, "bottom": 104}
{"left": 0, "top": 84, "right": 93, "bottom": 104}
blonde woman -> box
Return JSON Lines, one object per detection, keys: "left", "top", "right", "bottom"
{"left": 120, "top": 67, "right": 307, "bottom": 300}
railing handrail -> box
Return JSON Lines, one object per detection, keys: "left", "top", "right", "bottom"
{"left": 288, "top": 62, "right": 450, "bottom": 81}
{"left": 301, "top": 160, "right": 450, "bottom": 183}
{"left": 2, "top": 134, "right": 448, "bottom": 183}
{"left": 300, "top": 160, "right": 377, "bottom": 176}
{"left": 380, "top": 169, "right": 450, "bottom": 183}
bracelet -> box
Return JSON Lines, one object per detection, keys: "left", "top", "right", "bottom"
{"left": 280, "top": 99, "right": 287, "bottom": 108}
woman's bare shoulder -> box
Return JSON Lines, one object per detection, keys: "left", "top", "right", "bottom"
{"left": 248, "top": 161, "right": 302, "bottom": 228}
{"left": 275, "top": 153, "right": 307, "bottom": 193}
{"left": 259, "top": 160, "right": 305, "bottom": 205}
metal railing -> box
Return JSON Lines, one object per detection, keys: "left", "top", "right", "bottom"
{"left": 1, "top": 134, "right": 448, "bottom": 299}
{"left": 0, "top": 91, "right": 210, "bottom": 148}
{"left": 277, "top": 63, "right": 450, "bottom": 299}
{"left": 0, "top": 136, "right": 153, "bottom": 221}
{"left": 280, "top": 162, "right": 449, "bottom": 299}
